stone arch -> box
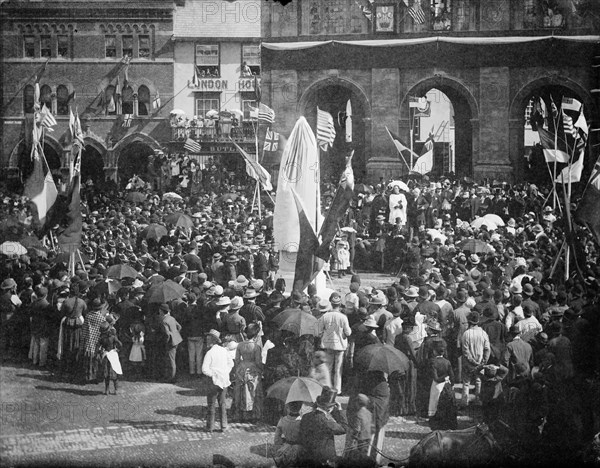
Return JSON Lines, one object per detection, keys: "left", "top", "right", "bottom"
{"left": 401, "top": 74, "right": 480, "bottom": 177}
{"left": 82, "top": 135, "right": 108, "bottom": 165}
{"left": 297, "top": 76, "right": 372, "bottom": 180}
{"left": 112, "top": 132, "right": 161, "bottom": 167}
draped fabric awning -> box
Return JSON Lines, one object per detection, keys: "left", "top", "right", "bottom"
{"left": 262, "top": 35, "right": 600, "bottom": 71}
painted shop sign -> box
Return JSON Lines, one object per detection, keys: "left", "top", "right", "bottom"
{"left": 191, "top": 79, "right": 229, "bottom": 90}
{"left": 237, "top": 78, "right": 257, "bottom": 92}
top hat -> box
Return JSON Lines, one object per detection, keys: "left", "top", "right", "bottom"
{"left": 315, "top": 386, "right": 338, "bottom": 409}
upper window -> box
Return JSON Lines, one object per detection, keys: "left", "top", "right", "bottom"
{"left": 242, "top": 44, "right": 260, "bottom": 76}
{"left": 40, "top": 36, "right": 52, "bottom": 58}
{"left": 138, "top": 85, "right": 150, "bottom": 116}
{"left": 56, "top": 85, "right": 69, "bottom": 115}
{"left": 195, "top": 44, "right": 220, "bottom": 77}
{"left": 122, "top": 85, "right": 134, "bottom": 114}
{"left": 40, "top": 85, "right": 52, "bottom": 110}
{"left": 138, "top": 35, "right": 150, "bottom": 59}
{"left": 430, "top": 0, "right": 451, "bottom": 31}
{"left": 122, "top": 35, "right": 133, "bottom": 59}
{"left": 242, "top": 97, "right": 257, "bottom": 120}
{"left": 24, "top": 36, "right": 35, "bottom": 58}
{"left": 57, "top": 35, "right": 69, "bottom": 58}
{"left": 23, "top": 85, "right": 35, "bottom": 113}
{"left": 105, "top": 35, "right": 117, "bottom": 58}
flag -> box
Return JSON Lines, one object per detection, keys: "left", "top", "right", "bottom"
{"left": 316, "top": 107, "right": 336, "bottom": 151}
{"left": 33, "top": 82, "right": 41, "bottom": 112}
{"left": 412, "top": 132, "right": 434, "bottom": 175}
{"left": 123, "top": 62, "right": 129, "bottom": 86}
{"left": 263, "top": 128, "right": 279, "bottom": 152}
{"left": 407, "top": 0, "right": 426, "bottom": 24}
{"left": 57, "top": 168, "right": 82, "bottom": 255}
{"left": 563, "top": 110, "right": 575, "bottom": 137}
{"left": 23, "top": 147, "right": 58, "bottom": 225}
{"left": 107, "top": 94, "right": 116, "bottom": 113}
{"left": 574, "top": 109, "right": 588, "bottom": 137}
{"left": 67, "top": 90, "right": 76, "bottom": 105}
{"left": 291, "top": 188, "right": 324, "bottom": 293}
{"left": 316, "top": 153, "right": 355, "bottom": 262}
{"left": 354, "top": 0, "right": 373, "bottom": 21}
{"left": 40, "top": 104, "right": 57, "bottom": 131}
{"left": 575, "top": 158, "right": 600, "bottom": 243}
{"left": 555, "top": 150, "right": 585, "bottom": 184}
{"left": 231, "top": 139, "right": 273, "bottom": 191}
{"left": 386, "top": 126, "right": 419, "bottom": 162}
{"left": 152, "top": 90, "right": 161, "bottom": 110}
{"left": 69, "top": 109, "right": 85, "bottom": 147}
{"left": 345, "top": 100, "right": 352, "bottom": 143}
{"left": 410, "top": 96, "right": 431, "bottom": 117}
{"left": 192, "top": 66, "right": 200, "bottom": 87}
{"left": 550, "top": 95, "right": 559, "bottom": 120}
{"left": 257, "top": 103, "right": 275, "bottom": 124}
{"left": 184, "top": 138, "right": 202, "bottom": 153}
{"left": 537, "top": 127, "right": 570, "bottom": 163}
{"left": 562, "top": 97, "right": 582, "bottom": 113}
{"left": 122, "top": 114, "right": 133, "bottom": 128}
{"left": 254, "top": 75, "right": 261, "bottom": 102}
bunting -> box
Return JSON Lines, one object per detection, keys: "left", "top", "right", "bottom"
{"left": 231, "top": 139, "right": 273, "bottom": 191}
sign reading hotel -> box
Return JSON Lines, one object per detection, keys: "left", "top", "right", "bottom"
{"left": 237, "top": 78, "right": 257, "bottom": 92}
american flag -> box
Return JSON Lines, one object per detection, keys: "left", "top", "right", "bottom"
{"left": 184, "top": 138, "right": 202, "bottom": 153}
{"left": 408, "top": 1, "right": 425, "bottom": 24}
{"left": 562, "top": 110, "right": 575, "bottom": 137}
{"left": 39, "top": 104, "right": 57, "bottom": 131}
{"left": 263, "top": 128, "right": 279, "bottom": 152}
{"left": 250, "top": 103, "right": 275, "bottom": 124}
{"left": 316, "top": 107, "right": 336, "bottom": 151}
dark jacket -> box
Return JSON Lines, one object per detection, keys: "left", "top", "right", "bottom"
{"left": 299, "top": 407, "right": 347, "bottom": 465}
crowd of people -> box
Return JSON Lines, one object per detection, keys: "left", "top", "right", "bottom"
{"left": 1, "top": 162, "right": 599, "bottom": 466}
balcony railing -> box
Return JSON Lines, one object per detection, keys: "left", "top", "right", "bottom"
{"left": 171, "top": 121, "right": 256, "bottom": 142}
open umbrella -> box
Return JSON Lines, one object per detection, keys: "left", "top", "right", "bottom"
{"left": 426, "top": 229, "right": 447, "bottom": 244}
{"left": 266, "top": 376, "right": 323, "bottom": 404}
{"left": 145, "top": 279, "right": 186, "bottom": 304}
{"left": 170, "top": 109, "right": 186, "bottom": 116}
{"left": 271, "top": 308, "right": 302, "bottom": 326}
{"left": 107, "top": 264, "right": 138, "bottom": 280}
{"left": 142, "top": 224, "right": 168, "bottom": 241}
{"left": 471, "top": 217, "right": 498, "bottom": 231}
{"left": 163, "top": 192, "right": 183, "bottom": 201}
{"left": 206, "top": 109, "right": 219, "bottom": 119}
{"left": 165, "top": 212, "right": 194, "bottom": 228}
{"left": 387, "top": 180, "right": 410, "bottom": 192}
{"left": 457, "top": 238, "right": 494, "bottom": 254}
{"left": 19, "top": 235, "right": 44, "bottom": 249}
{"left": 228, "top": 109, "right": 244, "bottom": 120}
{"left": 278, "top": 311, "right": 318, "bottom": 336}
{"left": 125, "top": 192, "right": 147, "bottom": 203}
{"left": 483, "top": 214, "right": 505, "bottom": 227}
{"left": 0, "top": 241, "right": 27, "bottom": 256}
{"left": 354, "top": 183, "right": 373, "bottom": 194}
{"left": 355, "top": 343, "right": 410, "bottom": 374}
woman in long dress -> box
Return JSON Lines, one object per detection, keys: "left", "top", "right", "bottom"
{"left": 388, "top": 184, "right": 408, "bottom": 226}
{"left": 232, "top": 323, "right": 264, "bottom": 422}
{"left": 81, "top": 299, "right": 106, "bottom": 383}
{"left": 391, "top": 319, "right": 418, "bottom": 416}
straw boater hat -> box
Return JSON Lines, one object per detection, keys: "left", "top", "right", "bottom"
{"left": 215, "top": 296, "right": 231, "bottom": 307}
{"left": 243, "top": 287, "right": 258, "bottom": 299}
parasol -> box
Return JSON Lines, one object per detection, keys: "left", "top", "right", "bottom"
{"left": 205, "top": 109, "right": 219, "bottom": 119}
{"left": 163, "top": 192, "right": 183, "bottom": 201}
{"left": 387, "top": 180, "right": 410, "bottom": 192}
{"left": 426, "top": 229, "right": 447, "bottom": 244}
{"left": 107, "top": 264, "right": 139, "bottom": 280}
{"left": 457, "top": 238, "right": 494, "bottom": 254}
{"left": 125, "top": 192, "right": 147, "bottom": 203}
{"left": 355, "top": 344, "right": 410, "bottom": 374}
{"left": 271, "top": 308, "right": 302, "bottom": 326}
{"left": 165, "top": 212, "right": 194, "bottom": 228}
{"left": 471, "top": 217, "right": 498, "bottom": 231}
{"left": 228, "top": 109, "right": 244, "bottom": 120}
{"left": 170, "top": 109, "right": 186, "bottom": 116}
{"left": 483, "top": 214, "right": 505, "bottom": 227}
{"left": 0, "top": 241, "right": 27, "bottom": 256}
{"left": 145, "top": 279, "right": 186, "bottom": 304}
{"left": 266, "top": 376, "right": 323, "bottom": 404}
{"left": 141, "top": 224, "right": 168, "bottom": 241}
{"left": 218, "top": 193, "right": 239, "bottom": 203}
{"left": 278, "top": 311, "right": 318, "bottom": 336}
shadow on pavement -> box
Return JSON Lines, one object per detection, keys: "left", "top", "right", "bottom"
{"left": 212, "top": 453, "right": 236, "bottom": 468}
{"left": 155, "top": 405, "right": 206, "bottom": 420}
{"left": 176, "top": 389, "right": 204, "bottom": 397}
{"left": 249, "top": 443, "right": 275, "bottom": 459}
{"left": 16, "top": 372, "right": 57, "bottom": 382}
{"left": 109, "top": 419, "right": 206, "bottom": 432}
{"left": 34, "top": 385, "right": 105, "bottom": 396}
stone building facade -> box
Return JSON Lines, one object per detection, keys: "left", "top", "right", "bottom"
{"left": 260, "top": 0, "right": 599, "bottom": 183}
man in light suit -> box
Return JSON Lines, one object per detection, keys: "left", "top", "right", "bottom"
{"left": 160, "top": 303, "right": 183, "bottom": 383}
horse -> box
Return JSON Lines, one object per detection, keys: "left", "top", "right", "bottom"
{"left": 407, "top": 423, "right": 502, "bottom": 467}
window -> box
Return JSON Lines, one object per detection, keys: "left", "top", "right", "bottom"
{"left": 40, "top": 35, "right": 52, "bottom": 58}
{"left": 195, "top": 44, "right": 220, "bottom": 77}
{"left": 105, "top": 85, "right": 117, "bottom": 115}
{"left": 57, "top": 35, "right": 69, "bottom": 58}
{"left": 23, "top": 85, "right": 35, "bottom": 113}
{"left": 242, "top": 97, "right": 257, "bottom": 120}
{"left": 430, "top": 0, "right": 451, "bottom": 31}
{"left": 122, "top": 85, "right": 134, "bottom": 114}
{"left": 195, "top": 93, "right": 220, "bottom": 118}
{"left": 122, "top": 35, "right": 133, "bottom": 59}
{"left": 138, "top": 35, "right": 150, "bottom": 59}
{"left": 56, "top": 85, "right": 69, "bottom": 115}
{"left": 40, "top": 85, "right": 52, "bottom": 110}
{"left": 242, "top": 44, "right": 260, "bottom": 76}
{"left": 138, "top": 85, "right": 150, "bottom": 116}
{"left": 24, "top": 36, "right": 35, "bottom": 58}
{"left": 105, "top": 35, "right": 116, "bottom": 58}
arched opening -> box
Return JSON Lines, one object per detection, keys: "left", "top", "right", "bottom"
{"left": 56, "top": 85, "right": 70, "bottom": 115}
{"left": 81, "top": 145, "right": 105, "bottom": 186}
{"left": 521, "top": 85, "right": 587, "bottom": 186}
{"left": 105, "top": 85, "right": 117, "bottom": 115}
{"left": 405, "top": 78, "right": 476, "bottom": 178}
{"left": 138, "top": 85, "right": 150, "bottom": 116}
{"left": 40, "top": 85, "right": 52, "bottom": 110}
{"left": 300, "top": 81, "right": 369, "bottom": 183}
{"left": 122, "top": 85, "right": 134, "bottom": 115}
{"left": 117, "top": 141, "right": 153, "bottom": 188}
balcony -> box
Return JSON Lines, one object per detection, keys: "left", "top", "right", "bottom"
{"left": 170, "top": 120, "right": 257, "bottom": 143}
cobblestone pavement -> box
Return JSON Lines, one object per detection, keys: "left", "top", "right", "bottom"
{"left": 1, "top": 355, "right": 478, "bottom": 467}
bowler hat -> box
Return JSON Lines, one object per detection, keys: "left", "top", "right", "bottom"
{"left": 467, "top": 312, "right": 480, "bottom": 325}
{"left": 329, "top": 292, "right": 342, "bottom": 305}
{"left": 417, "top": 285, "right": 430, "bottom": 300}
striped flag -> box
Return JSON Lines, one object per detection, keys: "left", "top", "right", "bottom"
{"left": 39, "top": 104, "right": 57, "bottom": 131}
{"left": 69, "top": 109, "right": 85, "bottom": 147}
{"left": 562, "top": 110, "right": 575, "bottom": 136}
{"left": 231, "top": 140, "right": 272, "bottom": 191}
{"left": 407, "top": 1, "right": 425, "bottom": 24}
{"left": 250, "top": 103, "right": 275, "bottom": 124}
{"left": 23, "top": 147, "right": 58, "bottom": 225}
{"left": 263, "top": 128, "right": 279, "bottom": 152}
{"left": 555, "top": 150, "right": 585, "bottom": 184}
{"left": 385, "top": 126, "right": 419, "bottom": 161}
{"left": 316, "top": 107, "right": 336, "bottom": 151}
{"left": 354, "top": 0, "right": 374, "bottom": 21}
{"left": 537, "top": 127, "right": 570, "bottom": 163}
{"left": 184, "top": 138, "right": 202, "bottom": 153}
{"left": 562, "top": 97, "right": 582, "bottom": 113}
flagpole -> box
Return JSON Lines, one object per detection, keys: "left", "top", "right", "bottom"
{"left": 409, "top": 107, "right": 415, "bottom": 170}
